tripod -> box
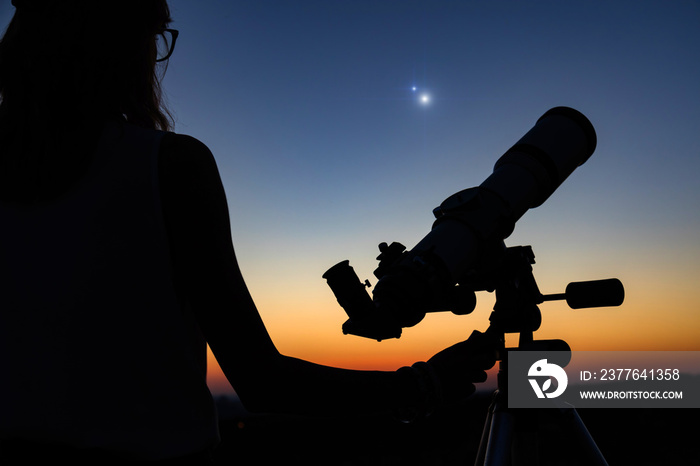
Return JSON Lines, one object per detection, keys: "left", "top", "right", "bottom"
{"left": 468, "top": 246, "right": 619, "bottom": 466}
{"left": 474, "top": 341, "right": 609, "bottom": 466}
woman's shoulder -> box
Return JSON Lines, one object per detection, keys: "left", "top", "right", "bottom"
{"left": 158, "top": 133, "right": 221, "bottom": 197}
{"left": 159, "top": 132, "right": 220, "bottom": 177}
{"left": 160, "top": 132, "right": 215, "bottom": 161}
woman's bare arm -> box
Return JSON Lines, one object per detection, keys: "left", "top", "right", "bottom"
{"left": 157, "top": 133, "right": 424, "bottom": 416}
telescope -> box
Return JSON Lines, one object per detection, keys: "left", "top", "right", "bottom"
{"left": 323, "top": 107, "right": 624, "bottom": 342}
{"left": 324, "top": 107, "right": 625, "bottom": 465}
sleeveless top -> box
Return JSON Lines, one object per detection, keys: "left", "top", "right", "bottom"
{"left": 0, "top": 121, "right": 219, "bottom": 460}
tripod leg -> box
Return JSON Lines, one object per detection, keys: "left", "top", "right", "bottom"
{"left": 533, "top": 407, "right": 609, "bottom": 466}
{"left": 474, "top": 402, "right": 608, "bottom": 466}
{"left": 559, "top": 408, "right": 608, "bottom": 466}
{"left": 474, "top": 398, "right": 494, "bottom": 465}
{"left": 474, "top": 393, "right": 514, "bottom": 466}
{"left": 484, "top": 408, "right": 515, "bottom": 466}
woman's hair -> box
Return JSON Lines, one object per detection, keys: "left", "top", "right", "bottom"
{"left": 0, "top": 0, "right": 173, "bottom": 130}
{"left": 0, "top": 0, "right": 173, "bottom": 201}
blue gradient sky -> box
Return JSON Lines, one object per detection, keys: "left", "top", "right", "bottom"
{"left": 2, "top": 1, "right": 699, "bottom": 394}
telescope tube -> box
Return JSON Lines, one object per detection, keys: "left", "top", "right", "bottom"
{"left": 372, "top": 107, "right": 597, "bottom": 326}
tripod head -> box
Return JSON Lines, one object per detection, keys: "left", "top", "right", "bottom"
{"left": 478, "top": 245, "right": 623, "bottom": 356}
{"left": 322, "top": 107, "right": 624, "bottom": 344}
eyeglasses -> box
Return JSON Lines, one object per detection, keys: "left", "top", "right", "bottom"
{"left": 155, "top": 28, "right": 179, "bottom": 62}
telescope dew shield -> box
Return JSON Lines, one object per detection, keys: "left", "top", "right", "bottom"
{"left": 413, "top": 107, "right": 598, "bottom": 285}
{"left": 480, "top": 106, "right": 597, "bottom": 221}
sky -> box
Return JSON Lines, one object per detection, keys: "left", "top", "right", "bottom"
{"left": 2, "top": 0, "right": 699, "bottom": 396}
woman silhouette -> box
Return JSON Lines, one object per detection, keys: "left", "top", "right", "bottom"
{"left": 0, "top": 1, "right": 495, "bottom": 464}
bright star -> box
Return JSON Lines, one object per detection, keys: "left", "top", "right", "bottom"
{"left": 412, "top": 86, "right": 417, "bottom": 92}
{"left": 420, "top": 93, "right": 430, "bottom": 105}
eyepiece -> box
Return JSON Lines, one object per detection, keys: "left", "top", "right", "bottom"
{"left": 322, "top": 261, "right": 374, "bottom": 322}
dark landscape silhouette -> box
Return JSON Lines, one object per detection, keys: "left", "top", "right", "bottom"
{"left": 211, "top": 392, "right": 700, "bottom": 465}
